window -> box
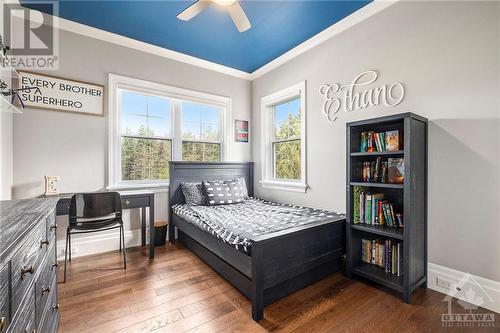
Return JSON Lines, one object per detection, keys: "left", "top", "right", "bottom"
{"left": 108, "top": 74, "right": 230, "bottom": 189}
{"left": 261, "top": 82, "right": 307, "bottom": 192}
{"left": 273, "top": 98, "right": 301, "bottom": 180}
{"left": 120, "top": 90, "right": 172, "bottom": 181}
{"left": 181, "top": 101, "right": 221, "bottom": 162}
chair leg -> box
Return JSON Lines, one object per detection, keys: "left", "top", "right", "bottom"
{"left": 119, "top": 226, "right": 122, "bottom": 253}
{"left": 68, "top": 230, "right": 72, "bottom": 262}
{"left": 64, "top": 228, "right": 69, "bottom": 283}
{"left": 121, "top": 225, "right": 126, "bottom": 269}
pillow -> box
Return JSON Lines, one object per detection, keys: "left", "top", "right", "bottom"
{"left": 180, "top": 182, "right": 205, "bottom": 206}
{"left": 203, "top": 180, "right": 244, "bottom": 206}
{"left": 235, "top": 177, "right": 249, "bottom": 199}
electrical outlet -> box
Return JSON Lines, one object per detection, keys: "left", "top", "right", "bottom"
{"left": 436, "top": 276, "right": 454, "bottom": 290}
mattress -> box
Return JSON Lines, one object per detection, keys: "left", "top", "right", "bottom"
{"left": 172, "top": 198, "right": 345, "bottom": 255}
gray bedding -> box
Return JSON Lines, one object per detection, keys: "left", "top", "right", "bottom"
{"left": 172, "top": 198, "right": 345, "bottom": 254}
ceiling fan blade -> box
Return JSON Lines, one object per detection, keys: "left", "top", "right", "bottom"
{"left": 227, "top": 2, "right": 251, "bottom": 32}
{"left": 177, "top": 1, "right": 210, "bottom": 21}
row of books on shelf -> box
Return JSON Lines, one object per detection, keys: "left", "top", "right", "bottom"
{"left": 361, "top": 157, "right": 404, "bottom": 184}
{"left": 360, "top": 130, "right": 401, "bottom": 152}
{"left": 361, "top": 239, "right": 402, "bottom": 276}
{"left": 352, "top": 186, "right": 403, "bottom": 227}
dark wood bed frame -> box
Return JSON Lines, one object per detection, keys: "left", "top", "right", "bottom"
{"left": 168, "top": 162, "right": 346, "bottom": 321}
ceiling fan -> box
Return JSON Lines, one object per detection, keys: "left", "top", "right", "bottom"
{"left": 177, "top": 0, "right": 251, "bottom": 32}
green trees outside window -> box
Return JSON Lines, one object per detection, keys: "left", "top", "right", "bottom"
{"left": 273, "top": 98, "right": 301, "bottom": 180}
{"left": 119, "top": 90, "right": 222, "bottom": 181}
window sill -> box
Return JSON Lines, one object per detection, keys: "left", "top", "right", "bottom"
{"left": 259, "top": 180, "right": 308, "bottom": 193}
{"left": 107, "top": 182, "right": 170, "bottom": 191}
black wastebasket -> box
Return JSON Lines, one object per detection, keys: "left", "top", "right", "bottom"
{"left": 154, "top": 221, "right": 168, "bottom": 246}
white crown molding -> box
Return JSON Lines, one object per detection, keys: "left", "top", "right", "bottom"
{"left": 54, "top": 15, "right": 253, "bottom": 80}
{"left": 249, "top": 0, "right": 398, "bottom": 80}
{"left": 12, "top": 0, "right": 397, "bottom": 81}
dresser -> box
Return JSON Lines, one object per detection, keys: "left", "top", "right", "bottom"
{"left": 0, "top": 198, "right": 59, "bottom": 333}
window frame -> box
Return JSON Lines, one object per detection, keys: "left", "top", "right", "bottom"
{"left": 260, "top": 81, "right": 307, "bottom": 192}
{"left": 108, "top": 74, "right": 231, "bottom": 189}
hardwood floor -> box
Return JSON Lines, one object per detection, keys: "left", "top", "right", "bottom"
{"left": 57, "top": 245, "right": 498, "bottom": 333}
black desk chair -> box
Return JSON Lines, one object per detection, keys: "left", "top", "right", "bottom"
{"left": 64, "top": 192, "right": 126, "bottom": 282}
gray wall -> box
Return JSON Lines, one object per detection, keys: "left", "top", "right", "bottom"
{"left": 0, "top": 111, "right": 13, "bottom": 200}
{"left": 13, "top": 29, "right": 251, "bottom": 199}
{"left": 252, "top": 1, "right": 500, "bottom": 281}
{"left": 12, "top": 27, "right": 251, "bottom": 255}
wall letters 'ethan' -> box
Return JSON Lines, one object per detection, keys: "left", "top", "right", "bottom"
{"left": 319, "top": 70, "right": 405, "bottom": 122}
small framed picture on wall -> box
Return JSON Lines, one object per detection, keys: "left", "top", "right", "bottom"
{"left": 235, "top": 120, "right": 249, "bottom": 143}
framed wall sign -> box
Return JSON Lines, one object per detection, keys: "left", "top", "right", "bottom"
{"left": 17, "top": 71, "right": 104, "bottom": 116}
{"left": 235, "top": 119, "right": 249, "bottom": 142}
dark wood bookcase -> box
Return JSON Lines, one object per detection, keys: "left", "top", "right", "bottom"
{"left": 346, "top": 112, "right": 428, "bottom": 303}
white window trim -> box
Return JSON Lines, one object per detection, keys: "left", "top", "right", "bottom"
{"left": 260, "top": 81, "right": 307, "bottom": 193}
{"left": 108, "top": 73, "right": 231, "bottom": 190}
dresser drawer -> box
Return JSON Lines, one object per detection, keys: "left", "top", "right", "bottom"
{"left": 10, "top": 223, "right": 47, "bottom": 315}
{"left": 35, "top": 246, "right": 56, "bottom": 328}
{"left": 0, "top": 265, "right": 9, "bottom": 333}
{"left": 7, "top": 285, "right": 35, "bottom": 333}
{"left": 46, "top": 211, "right": 57, "bottom": 243}
{"left": 39, "top": 279, "right": 58, "bottom": 333}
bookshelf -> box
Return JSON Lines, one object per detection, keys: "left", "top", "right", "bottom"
{"left": 346, "top": 112, "right": 427, "bottom": 303}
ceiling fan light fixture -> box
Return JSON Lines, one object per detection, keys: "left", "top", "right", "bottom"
{"left": 212, "top": 0, "right": 236, "bottom": 7}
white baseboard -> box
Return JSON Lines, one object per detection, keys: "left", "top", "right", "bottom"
{"left": 428, "top": 262, "right": 500, "bottom": 314}
{"left": 56, "top": 229, "right": 144, "bottom": 260}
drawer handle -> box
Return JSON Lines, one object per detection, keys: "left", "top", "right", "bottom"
{"left": 51, "top": 263, "right": 58, "bottom": 270}
{"left": 52, "top": 303, "right": 60, "bottom": 311}
{"left": 50, "top": 224, "right": 57, "bottom": 231}
{"left": 0, "top": 317, "right": 5, "bottom": 332}
{"left": 41, "top": 286, "right": 51, "bottom": 295}
{"left": 20, "top": 265, "right": 35, "bottom": 279}
{"left": 40, "top": 239, "right": 49, "bottom": 248}
{"left": 124, "top": 200, "right": 130, "bottom": 205}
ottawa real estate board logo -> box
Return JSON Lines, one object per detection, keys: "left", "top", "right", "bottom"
{"left": 1, "top": 0, "right": 59, "bottom": 70}
{"left": 441, "top": 273, "right": 496, "bottom": 329}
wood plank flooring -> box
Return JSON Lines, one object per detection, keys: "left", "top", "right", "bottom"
{"left": 57, "top": 245, "right": 499, "bottom": 332}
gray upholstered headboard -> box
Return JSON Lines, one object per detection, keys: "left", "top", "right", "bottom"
{"left": 169, "top": 162, "right": 254, "bottom": 208}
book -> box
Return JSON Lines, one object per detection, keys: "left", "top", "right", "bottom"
{"left": 365, "top": 194, "right": 372, "bottom": 224}
{"left": 380, "top": 132, "right": 386, "bottom": 151}
{"left": 385, "top": 130, "right": 400, "bottom": 151}
{"left": 371, "top": 193, "right": 384, "bottom": 224}
{"left": 373, "top": 157, "right": 381, "bottom": 182}
{"left": 378, "top": 201, "right": 385, "bottom": 225}
{"left": 397, "top": 242, "right": 401, "bottom": 276}
{"left": 388, "top": 158, "right": 404, "bottom": 184}
{"left": 389, "top": 205, "right": 396, "bottom": 226}
{"left": 360, "top": 191, "right": 365, "bottom": 224}
{"left": 352, "top": 186, "right": 367, "bottom": 224}
{"left": 360, "top": 132, "right": 368, "bottom": 152}
{"left": 381, "top": 161, "right": 388, "bottom": 183}
{"left": 396, "top": 213, "right": 403, "bottom": 228}
{"left": 373, "top": 133, "right": 380, "bottom": 151}
{"left": 367, "top": 132, "right": 374, "bottom": 152}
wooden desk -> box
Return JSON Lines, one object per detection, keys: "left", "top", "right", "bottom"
{"left": 40, "top": 190, "right": 156, "bottom": 259}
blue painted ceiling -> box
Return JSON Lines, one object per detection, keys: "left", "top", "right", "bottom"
{"left": 22, "top": 0, "right": 372, "bottom": 73}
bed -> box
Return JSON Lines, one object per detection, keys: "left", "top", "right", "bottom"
{"left": 169, "top": 162, "right": 346, "bottom": 321}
